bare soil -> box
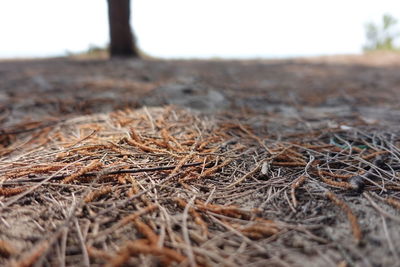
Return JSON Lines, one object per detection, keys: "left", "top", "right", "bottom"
{"left": 1, "top": 52, "right": 400, "bottom": 266}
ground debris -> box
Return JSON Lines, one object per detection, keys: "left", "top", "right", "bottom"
{"left": 1, "top": 56, "right": 400, "bottom": 266}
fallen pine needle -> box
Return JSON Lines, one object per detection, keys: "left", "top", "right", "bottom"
{"left": 291, "top": 175, "right": 307, "bottom": 208}
{"left": 198, "top": 159, "right": 233, "bottom": 179}
{"left": 174, "top": 197, "right": 209, "bottom": 237}
{"left": 0, "top": 187, "right": 27, "bottom": 197}
{"left": 325, "top": 191, "right": 362, "bottom": 244}
{"left": 385, "top": 197, "right": 400, "bottom": 210}
{"left": 318, "top": 168, "right": 353, "bottom": 190}
{"left": 0, "top": 240, "right": 16, "bottom": 258}
{"left": 11, "top": 240, "right": 49, "bottom": 267}
{"left": 96, "top": 204, "right": 159, "bottom": 239}
{"left": 84, "top": 186, "right": 112, "bottom": 203}
{"left": 133, "top": 218, "right": 159, "bottom": 245}
{"left": 62, "top": 160, "right": 102, "bottom": 184}
{"left": 225, "top": 161, "right": 264, "bottom": 189}
{"left": 106, "top": 239, "right": 186, "bottom": 267}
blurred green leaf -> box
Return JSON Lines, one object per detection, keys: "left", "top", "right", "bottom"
{"left": 364, "top": 13, "right": 400, "bottom": 52}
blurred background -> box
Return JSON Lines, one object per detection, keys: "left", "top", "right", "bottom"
{"left": 0, "top": 0, "right": 400, "bottom": 59}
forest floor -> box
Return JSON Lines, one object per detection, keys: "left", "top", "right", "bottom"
{"left": 0, "top": 52, "right": 400, "bottom": 266}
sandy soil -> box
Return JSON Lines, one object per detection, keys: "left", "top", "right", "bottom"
{"left": 1, "top": 52, "right": 400, "bottom": 266}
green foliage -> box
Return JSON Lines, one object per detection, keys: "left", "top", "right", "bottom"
{"left": 86, "top": 44, "right": 108, "bottom": 55}
{"left": 364, "top": 14, "right": 400, "bottom": 51}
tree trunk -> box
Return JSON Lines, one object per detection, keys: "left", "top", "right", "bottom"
{"left": 107, "top": 0, "right": 139, "bottom": 58}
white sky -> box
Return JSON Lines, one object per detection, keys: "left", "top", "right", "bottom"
{"left": 0, "top": 0, "right": 399, "bottom": 59}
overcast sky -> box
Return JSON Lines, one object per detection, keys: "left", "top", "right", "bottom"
{"left": 0, "top": 0, "right": 399, "bottom": 59}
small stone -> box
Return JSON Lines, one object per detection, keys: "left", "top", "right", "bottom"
{"left": 349, "top": 175, "right": 365, "bottom": 193}
{"left": 261, "top": 162, "right": 269, "bottom": 175}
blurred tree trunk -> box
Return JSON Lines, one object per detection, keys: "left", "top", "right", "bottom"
{"left": 107, "top": 0, "right": 139, "bottom": 58}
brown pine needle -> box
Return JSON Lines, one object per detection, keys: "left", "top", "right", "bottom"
{"left": 6, "top": 164, "right": 68, "bottom": 180}
{"left": 0, "top": 240, "right": 16, "bottom": 258}
{"left": 318, "top": 170, "right": 354, "bottom": 180}
{"left": 106, "top": 240, "right": 186, "bottom": 267}
{"left": 271, "top": 161, "right": 306, "bottom": 167}
{"left": 84, "top": 185, "right": 112, "bottom": 203}
{"left": 226, "top": 161, "right": 263, "bottom": 189}
{"left": 318, "top": 168, "right": 353, "bottom": 189}
{"left": 291, "top": 175, "right": 307, "bottom": 207}
{"left": 12, "top": 241, "right": 49, "bottom": 267}
{"left": 62, "top": 160, "right": 102, "bottom": 184}
{"left": 325, "top": 191, "right": 362, "bottom": 244}
{"left": 126, "top": 138, "right": 178, "bottom": 156}
{"left": 133, "top": 219, "right": 159, "bottom": 245}
{"left": 126, "top": 241, "right": 186, "bottom": 264}
{"left": 198, "top": 158, "right": 233, "bottom": 178}
{"left": 237, "top": 123, "right": 271, "bottom": 154}
{"left": 170, "top": 153, "right": 194, "bottom": 176}
{"left": 195, "top": 200, "right": 260, "bottom": 219}
{"left": 385, "top": 197, "right": 400, "bottom": 210}
{"left": 98, "top": 205, "right": 159, "bottom": 238}
{"left": 0, "top": 187, "right": 27, "bottom": 197}
{"left": 129, "top": 128, "right": 142, "bottom": 142}
{"left": 174, "top": 197, "right": 209, "bottom": 237}
{"left": 87, "top": 246, "right": 113, "bottom": 261}
{"left": 237, "top": 221, "right": 280, "bottom": 240}
{"left": 362, "top": 150, "right": 389, "bottom": 160}
{"left": 161, "top": 128, "right": 184, "bottom": 151}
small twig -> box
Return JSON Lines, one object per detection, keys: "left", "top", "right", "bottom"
{"left": 381, "top": 215, "right": 399, "bottom": 261}
{"left": 74, "top": 219, "right": 90, "bottom": 267}
{"left": 182, "top": 196, "right": 196, "bottom": 267}
{"left": 59, "top": 228, "right": 68, "bottom": 267}
{"left": 363, "top": 192, "right": 400, "bottom": 223}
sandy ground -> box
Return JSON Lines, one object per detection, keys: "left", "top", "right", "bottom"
{"left": 1, "top": 52, "right": 400, "bottom": 266}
